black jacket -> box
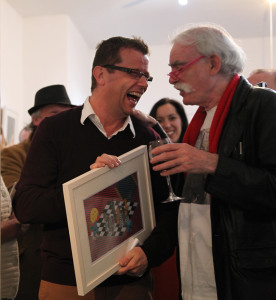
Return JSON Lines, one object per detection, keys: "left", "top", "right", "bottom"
{"left": 206, "top": 77, "right": 276, "bottom": 300}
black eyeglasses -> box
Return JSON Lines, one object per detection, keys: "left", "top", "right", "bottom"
{"left": 102, "top": 65, "right": 153, "bottom": 82}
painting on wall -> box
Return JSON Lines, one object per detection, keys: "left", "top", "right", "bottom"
{"left": 1, "top": 108, "right": 17, "bottom": 146}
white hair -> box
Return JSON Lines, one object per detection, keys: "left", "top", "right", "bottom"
{"left": 31, "top": 108, "right": 42, "bottom": 119}
{"left": 171, "top": 23, "right": 246, "bottom": 76}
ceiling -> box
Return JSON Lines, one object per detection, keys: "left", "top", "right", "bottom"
{"left": 7, "top": 0, "right": 276, "bottom": 48}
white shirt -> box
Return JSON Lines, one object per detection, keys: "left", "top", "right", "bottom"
{"left": 80, "top": 97, "right": 136, "bottom": 139}
{"left": 178, "top": 106, "right": 217, "bottom": 300}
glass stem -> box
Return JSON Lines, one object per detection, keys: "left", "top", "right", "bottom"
{"left": 166, "top": 176, "right": 175, "bottom": 196}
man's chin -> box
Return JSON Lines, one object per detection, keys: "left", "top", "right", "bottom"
{"left": 182, "top": 95, "right": 194, "bottom": 105}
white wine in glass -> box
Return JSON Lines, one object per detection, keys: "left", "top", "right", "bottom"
{"left": 148, "top": 138, "right": 184, "bottom": 203}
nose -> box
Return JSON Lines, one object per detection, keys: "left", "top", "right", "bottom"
{"left": 162, "top": 119, "right": 171, "bottom": 129}
{"left": 137, "top": 75, "right": 148, "bottom": 88}
{"left": 169, "top": 75, "right": 178, "bottom": 85}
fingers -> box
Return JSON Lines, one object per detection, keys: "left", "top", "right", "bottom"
{"left": 150, "top": 143, "right": 219, "bottom": 174}
{"left": 150, "top": 144, "right": 179, "bottom": 167}
{"left": 117, "top": 247, "right": 148, "bottom": 276}
{"left": 150, "top": 143, "right": 192, "bottom": 174}
{"left": 90, "top": 154, "right": 121, "bottom": 170}
{"left": 151, "top": 143, "right": 179, "bottom": 156}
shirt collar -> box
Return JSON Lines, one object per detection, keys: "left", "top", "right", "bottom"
{"left": 80, "top": 97, "right": 136, "bottom": 139}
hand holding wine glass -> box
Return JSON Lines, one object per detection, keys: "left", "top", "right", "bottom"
{"left": 148, "top": 138, "right": 184, "bottom": 203}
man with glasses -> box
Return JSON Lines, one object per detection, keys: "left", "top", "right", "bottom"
{"left": 150, "top": 24, "right": 276, "bottom": 299}
{"left": 13, "top": 36, "right": 172, "bottom": 300}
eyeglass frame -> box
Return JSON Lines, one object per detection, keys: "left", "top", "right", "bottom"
{"left": 102, "top": 65, "right": 153, "bottom": 82}
{"left": 168, "top": 55, "right": 205, "bottom": 80}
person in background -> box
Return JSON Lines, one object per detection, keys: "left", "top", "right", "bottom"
{"left": 18, "top": 123, "right": 33, "bottom": 142}
{"left": 1, "top": 175, "right": 20, "bottom": 300}
{"left": 150, "top": 23, "right": 276, "bottom": 300}
{"left": 247, "top": 68, "right": 276, "bottom": 90}
{"left": 13, "top": 36, "right": 173, "bottom": 300}
{"left": 1, "top": 84, "right": 74, "bottom": 300}
{"left": 149, "top": 97, "right": 188, "bottom": 143}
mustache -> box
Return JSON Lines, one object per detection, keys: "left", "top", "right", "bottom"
{"left": 174, "top": 82, "right": 194, "bottom": 93}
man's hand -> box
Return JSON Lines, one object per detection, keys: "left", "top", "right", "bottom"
{"left": 117, "top": 247, "right": 148, "bottom": 277}
{"left": 132, "top": 109, "right": 157, "bottom": 127}
{"left": 150, "top": 143, "right": 219, "bottom": 176}
{"left": 90, "top": 154, "right": 121, "bottom": 170}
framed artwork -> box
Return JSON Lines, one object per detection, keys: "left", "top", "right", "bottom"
{"left": 63, "top": 145, "right": 155, "bottom": 296}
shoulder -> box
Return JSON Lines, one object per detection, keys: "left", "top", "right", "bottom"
{"left": 2, "top": 140, "right": 30, "bottom": 158}
{"left": 131, "top": 116, "right": 159, "bottom": 139}
{"left": 46, "top": 105, "right": 82, "bottom": 124}
{"left": 35, "top": 105, "right": 83, "bottom": 135}
{"left": 234, "top": 76, "right": 276, "bottom": 112}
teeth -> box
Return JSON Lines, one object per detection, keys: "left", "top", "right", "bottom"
{"left": 128, "top": 92, "right": 142, "bottom": 99}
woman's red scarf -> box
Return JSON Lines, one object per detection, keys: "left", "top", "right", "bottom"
{"left": 183, "top": 74, "right": 240, "bottom": 153}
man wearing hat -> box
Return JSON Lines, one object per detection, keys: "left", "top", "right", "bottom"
{"left": 1, "top": 84, "right": 74, "bottom": 300}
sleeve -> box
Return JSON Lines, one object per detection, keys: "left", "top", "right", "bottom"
{"left": 1, "top": 145, "right": 27, "bottom": 191}
{"left": 141, "top": 151, "right": 179, "bottom": 267}
{"left": 141, "top": 200, "right": 179, "bottom": 267}
{"left": 206, "top": 94, "right": 276, "bottom": 214}
{"left": 13, "top": 120, "right": 66, "bottom": 224}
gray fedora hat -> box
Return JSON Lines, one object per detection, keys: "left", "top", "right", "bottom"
{"left": 28, "top": 84, "right": 74, "bottom": 115}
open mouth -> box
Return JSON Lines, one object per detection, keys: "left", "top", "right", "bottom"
{"left": 127, "top": 92, "right": 142, "bottom": 105}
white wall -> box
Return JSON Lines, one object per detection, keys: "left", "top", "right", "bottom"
{"left": 241, "top": 36, "right": 275, "bottom": 75}
{"left": 66, "top": 18, "right": 91, "bottom": 104}
{"left": 1, "top": 0, "right": 276, "bottom": 143}
{"left": 22, "top": 14, "right": 91, "bottom": 123}
{"left": 1, "top": 0, "right": 23, "bottom": 144}
{"left": 22, "top": 15, "right": 69, "bottom": 125}
{"left": 1, "top": 1, "right": 92, "bottom": 143}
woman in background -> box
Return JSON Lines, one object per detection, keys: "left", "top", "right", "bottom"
{"left": 149, "top": 98, "right": 188, "bottom": 143}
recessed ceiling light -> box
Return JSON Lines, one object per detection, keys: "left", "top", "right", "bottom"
{"left": 268, "top": 0, "right": 276, "bottom": 4}
{"left": 178, "top": 0, "right": 188, "bottom": 6}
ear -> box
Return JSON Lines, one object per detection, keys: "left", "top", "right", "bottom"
{"left": 32, "top": 116, "right": 41, "bottom": 127}
{"left": 93, "top": 66, "right": 105, "bottom": 87}
{"left": 209, "top": 54, "right": 221, "bottom": 75}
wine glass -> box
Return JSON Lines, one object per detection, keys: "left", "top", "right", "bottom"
{"left": 148, "top": 138, "right": 184, "bottom": 203}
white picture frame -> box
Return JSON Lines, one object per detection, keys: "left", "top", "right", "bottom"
{"left": 2, "top": 107, "right": 18, "bottom": 146}
{"left": 63, "top": 145, "right": 155, "bottom": 296}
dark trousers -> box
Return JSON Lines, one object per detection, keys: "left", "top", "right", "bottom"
{"left": 39, "top": 272, "right": 153, "bottom": 300}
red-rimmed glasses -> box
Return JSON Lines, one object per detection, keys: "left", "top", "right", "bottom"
{"left": 168, "top": 55, "right": 205, "bottom": 81}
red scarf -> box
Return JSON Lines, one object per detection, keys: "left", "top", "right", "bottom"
{"left": 183, "top": 74, "right": 240, "bottom": 153}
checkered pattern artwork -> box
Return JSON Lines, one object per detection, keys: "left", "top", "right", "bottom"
{"left": 83, "top": 172, "right": 143, "bottom": 262}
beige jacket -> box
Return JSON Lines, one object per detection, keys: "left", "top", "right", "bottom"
{"left": 1, "top": 139, "right": 31, "bottom": 191}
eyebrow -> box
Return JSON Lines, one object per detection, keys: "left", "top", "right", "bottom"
{"left": 168, "top": 60, "right": 186, "bottom": 67}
